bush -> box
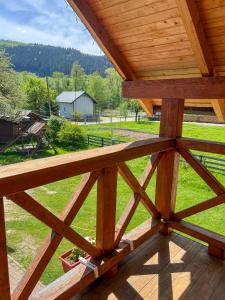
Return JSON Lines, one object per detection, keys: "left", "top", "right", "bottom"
{"left": 47, "top": 116, "right": 65, "bottom": 142}
{"left": 58, "top": 121, "right": 87, "bottom": 149}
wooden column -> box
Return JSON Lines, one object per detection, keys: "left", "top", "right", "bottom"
{"left": 155, "top": 99, "right": 184, "bottom": 231}
{"left": 96, "top": 167, "right": 117, "bottom": 256}
{"left": 0, "top": 198, "right": 11, "bottom": 300}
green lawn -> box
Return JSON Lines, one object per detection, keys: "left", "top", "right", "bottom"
{"left": 3, "top": 120, "right": 225, "bottom": 285}
{"left": 85, "top": 120, "right": 225, "bottom": 142}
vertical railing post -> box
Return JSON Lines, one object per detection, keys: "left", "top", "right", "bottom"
{"left": 0, "top": 198, "right": 11, "bottom": 300}
{"left": 155, "top": 99, "right": 184, "bottom": 233}
{"left": 96, "top": 166, "right": 117, "bottom": 256}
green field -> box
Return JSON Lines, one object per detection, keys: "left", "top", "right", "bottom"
{"left": 3, "top": 120, "right": 225, "bottom": 285}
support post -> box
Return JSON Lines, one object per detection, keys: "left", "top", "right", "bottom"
{"left": 0, "top": 198, "right": 11, "bottom": 300}
{"left": 155, "top": 99, "right": 184, "bottom": 233}
{"left": 96, "top": 167, "right": 118, "bottom": 256}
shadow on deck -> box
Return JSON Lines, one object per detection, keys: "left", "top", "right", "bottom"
{"left": 79, "top": 233, "right": 225, "bottom": 300}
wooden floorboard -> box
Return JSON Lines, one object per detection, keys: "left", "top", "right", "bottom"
{"left": 78, "top": 233, "right": 225, "bottom": 300}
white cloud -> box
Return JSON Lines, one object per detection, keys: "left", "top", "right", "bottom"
{"left": 0, "top": 0, "right": 103, "bottom": 55}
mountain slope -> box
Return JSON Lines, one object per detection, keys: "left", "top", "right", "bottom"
{"left": 0, "top": 40, "right": 111, "bottom": 77}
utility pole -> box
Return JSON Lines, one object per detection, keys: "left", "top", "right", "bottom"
{"left": 46, "top": 76, "right": 52, "bottom": 117}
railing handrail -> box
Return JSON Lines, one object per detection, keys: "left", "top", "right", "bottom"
{"left": 0, "top": 137, "right": 174, "bottom": 197}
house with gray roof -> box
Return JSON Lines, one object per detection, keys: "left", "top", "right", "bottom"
{"left": 56, "top": 91, "right": 96, "bottom": 119}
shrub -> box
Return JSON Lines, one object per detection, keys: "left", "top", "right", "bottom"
{"left": 47, "top": 116, "right": 65, "bottom": 142}
{"left": 58, "top": 121, "right": 87, "bottom": 149}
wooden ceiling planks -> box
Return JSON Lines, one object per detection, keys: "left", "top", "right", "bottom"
{"left": 68, "top": 0, "right": 225, "bottom": 121}
{"left": 87, "top": 0, "right": 198, "bottom": 78}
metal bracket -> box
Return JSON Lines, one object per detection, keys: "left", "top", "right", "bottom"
{"left": 121, "top": 237, "right": 134, "bottom": 251}
{"left": 78, "top": 257, "right": 99, "bottom": 278}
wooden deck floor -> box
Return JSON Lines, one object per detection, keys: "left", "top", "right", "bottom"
{"left": 79, "top": 232, "right": 225, "bottom": 300}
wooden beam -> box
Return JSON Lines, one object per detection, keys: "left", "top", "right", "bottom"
{"left": 212, "top": 100, "right": 225, "bottom": 123}
{"left": 176, "top": 0, "right": 214, "bottom": 75}
{"left": 138, "top": 100, "right": 154, "bottom": 117}
{"left": 96, "top": 167, "right": 117, "bottom": 256}
{"left": 118, "top": 162, "right": 159, "bottom": 218}
{"left": 114, "top": 153, "right": 163, "bottom": 247}
{"left": 67, "top": 0, "right": 134, "bottom": 80}
{"left": 8, "top": 192, "right": 99, "bottom": 257}
{"left": 0, "top": 138, "right": 174, "bottom": 197}
{"left": 174, "top": 194, "right": 225, "bottom": 220}
{"left": 0, "top": 198, "right": 11, "bottom": 300}
{"left": 170, "top": 220, "right": 225, "bottom": 250}
{"left": 155, "top": 99, "right": 184, "bottom": 222}
{"left": 35, "top": 219, "right": 160, "bottom": 300}
{"left": 178, "top": 148, "right": 225, "bottom": 195}
{"left": 122, "top": 77, "right": 225, "bottom": 99}
{"left": 11, "top": 172, "right": 99, "bottom": 300}
{"left": 176, "top": 138, "right": 225, "bottom": 155}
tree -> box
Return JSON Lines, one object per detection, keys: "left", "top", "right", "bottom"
{"left": 129, "top": 100, "right": 142, "bottom": 122}
{"left": 71, "top": 62, "right": 86, "bottom": 91}
{"left": 105, "top": 68, "right": 122, "bottom": 109}
{"left": 119, "top": 101, "right": 129, "bottom": 121}
{"left": 87, "top": 72, "right": 108, "bottom": 112}
{"left": 21, "top": 73, "right": 58, "bottom": 116}
{"left": 0, "top": 49, "right": 24, "bottom": 116}
{"left": 52, "top": 72, "right": 65, "bottom": 94}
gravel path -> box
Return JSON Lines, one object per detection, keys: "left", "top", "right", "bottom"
{"left": 112, "top": 128, "right": 158, "bottom": 141}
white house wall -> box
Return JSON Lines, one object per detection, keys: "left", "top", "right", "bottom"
{"left": 58, "top": 102, "right": 74, "bottom": 118}
{"left": 74, "top": 94, "right": 94, "bottom": 115}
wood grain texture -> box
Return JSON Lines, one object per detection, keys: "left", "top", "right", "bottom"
{"left": 118, "top": 162, "right": 159, "bottom": 217}
{"left": 176, "top": 0, "right": 214, "bottom": 75}
{"left": 174, "top": 194, "right": 225, "bottom": 220}
{"left": 67, "top": 0, "right": 134, "bottom": 80}
{"left": 0, "top": 198, "right": 11, "bottom": 300}
{"left": 114, "top": 153, "right": 163, "bottom": 246}
{"left": 8, "top": 192, "right": 99, "bottom": 258}
{"left": 176, "top": 137, "right": 225, "bottom": 155}
{"left": 96, "top": 167, "right": 118, "bottom": 255}
{"left": 178, "top": 148, "right": 225, "bottom": 195}
{"left": 155, "top": 99, "right": 184, "bottom": 221}
{"left": 0, "top": 137, "right": 174, "bottom": 197}
{"left": 33, "top": 219, "right": 160, "bottom": 300}
{"left": 170, "top": 220, "right": 225, "bottom": 250}
{"left": 123, "top": 77, "right": 225, "bottom": 99}
{"left": 11, "top": 172, "right": 99, "bottom": 300}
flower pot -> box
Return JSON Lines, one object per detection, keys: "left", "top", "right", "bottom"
{"left": 59, "top": 249, "right": 90, "bottom": 273}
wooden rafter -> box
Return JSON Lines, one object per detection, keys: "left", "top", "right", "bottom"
{"left": 212, "top": 100, "right": 225, "bottom": 123}
{"left": 176, "top": 0, "right": 214, "bottom": 76}
{"left": 176, "top": 0, "right": 225, "bottom": 122}
{"left": 67, "top": 0, "right": 134, "bottom": 80}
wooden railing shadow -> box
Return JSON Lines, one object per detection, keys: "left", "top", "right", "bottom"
{"left": 87, "top": 232, "right": 222, "bottom": 300}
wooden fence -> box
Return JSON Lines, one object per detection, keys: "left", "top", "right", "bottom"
{"left": 87, "top": 134, "right": 225, "bottom": 173}
{"left": 86, "top": 134, "right": 124, "bottom": 147}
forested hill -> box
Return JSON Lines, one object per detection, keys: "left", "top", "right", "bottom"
{"left": 0, "top": 40, "right": 111, "bottom": 77}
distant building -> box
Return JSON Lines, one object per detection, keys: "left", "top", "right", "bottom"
{"left": 56, "top": 91, "right": 96, "bottom": 119}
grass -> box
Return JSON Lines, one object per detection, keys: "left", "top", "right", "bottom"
{"left": 85, "top": 120, "right": 225, "bottom": 142}
{"left": 3, "top": 120, "right": 225, "bottom": 285}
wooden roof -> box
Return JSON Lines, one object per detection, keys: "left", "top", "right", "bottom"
{"left": 68, "top": 0, "right": 225, "bottom": 121}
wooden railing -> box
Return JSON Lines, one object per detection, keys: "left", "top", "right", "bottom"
{"left": 1, "top": 136, "right": 225, "bottom": 299}
{"left": 0, "top": 137, "right": 172, "bottom": 300}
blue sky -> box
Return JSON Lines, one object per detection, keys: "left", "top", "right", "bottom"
{"left": 0, "top": 0, "right": 102, "bottom": 55}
